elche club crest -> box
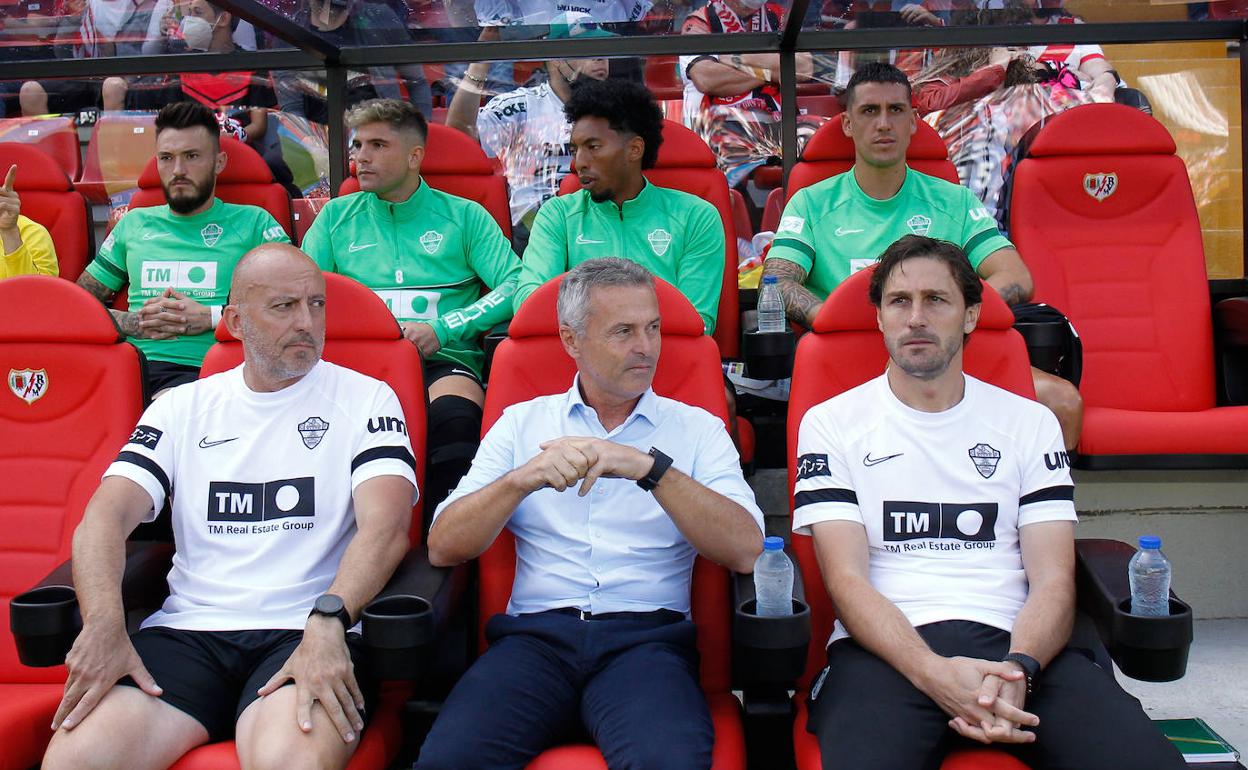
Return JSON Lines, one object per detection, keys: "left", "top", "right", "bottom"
{"left": 967, "top": 443, "right": 1001, "bottom": 479}
{"left": 200, "top": 223, "right": 223, "bottom": 247}
{"left": 297, "top": 417, "right": 330, "bottom": 449}
{"left": 647, "top": 228, "right": 672, "bottom": 257}
{"left": 8, "top": 368, "right": 48, "bottom": 405}
{"left": 420, "top": 230, "right": 444, "bottom": 255}
{"left": 906, "top": 214, "right": 932, "bottom": 236}
{"left": 1083, "top": 173, "right": 1118, "bottom": 202}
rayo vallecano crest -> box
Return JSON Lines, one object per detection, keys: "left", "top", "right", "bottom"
{"left": 967, "top": 443, "right": 1002, "bottom": 479}
{"left": 298, "top": 417, "right": 330, "bottom": 449}
{"left": 8, "top": 368, "right": 48, "bottom": 405}
{"left": 1083, "top": 173, "right": 1118, "bottom": 202}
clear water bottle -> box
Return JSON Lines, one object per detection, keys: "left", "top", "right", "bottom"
{"left": 754, "top": 536, "right": 794, "bottom": 617}
{"left": 1128, "top": 535, "right": 1171, "bottom": 617}
{"left": 757, "top": 275, "right": 786, "bottom": 333}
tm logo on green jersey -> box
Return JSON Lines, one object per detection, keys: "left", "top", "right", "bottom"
{"left": 140, "top": 261, "right": 218, "bottom": 293}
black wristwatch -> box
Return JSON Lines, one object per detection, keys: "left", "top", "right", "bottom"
{"left": 1003, "top": 652, "right": 1041, "bottom": 695}
{"left": 636, "top": 447, "right": 673, "bottom": 492}
{"left": 310, "top": 593, "right": 352, "bottom": 632}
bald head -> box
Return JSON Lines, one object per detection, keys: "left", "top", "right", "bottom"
{"left": 224, "top": 243, "right": 327, "bottom": 391}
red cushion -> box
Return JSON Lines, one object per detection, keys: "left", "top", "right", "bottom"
{"left": 1025, "top": 103, "right": 1175, "bottom": 157}
{"left": 131, "top": 137, "right": 294, "bottom": 239}
{"left": 812, "top": 265, "right": 1017, "bottom": 333}
{"left": 482, "top": 275, "right": 733, "bottom": 698}
{"left": 0, "top": 116, "right": 82, "bottom": 181}
{"left": 0, "top": 683, "right": 62, "bottom": 770}
{"left": 556, "top": 120, "right": 739, "bottom": 358}
{"left": 0, "top": 144, "right": 93, "bottom": 280}
{"left": 214, "top": 272, "right": 401, "bottom": 343}
{"left": 76, "top": 112, "right": 158, "bottom": 204}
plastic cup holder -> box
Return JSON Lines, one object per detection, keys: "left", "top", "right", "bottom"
{"left": 10, "top": 585, "right": 81, "bottom": 668}
{"left": 361, "top": 595, "right": 434, "bottom": 650}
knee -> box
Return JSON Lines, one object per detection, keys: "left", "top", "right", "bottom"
{"left": 414, "top": 737, "right": 482, "bottom": 770}
{"left": 19, "top": 80, "right": 46, "bottom": 112}
{"left": 243, "top": 737, "right": 344, "bottom": 770}
{"left": 101, "top": 77, "right": 127, "bottom": 109}
{"left": 43, "top": 731, "right": 114, "bottom": 770}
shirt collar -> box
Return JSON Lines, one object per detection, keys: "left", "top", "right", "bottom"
{"left": 585, "top": 178, "right": 655, "bottom": 217}
{"left": 563, "top": 374, "right": 661, "bottom": 429}
{"left": 364, "top": 177, "right": 430, "bottom": 220}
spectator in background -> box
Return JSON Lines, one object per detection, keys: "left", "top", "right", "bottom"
{"left": 0, "top": 164, "right": 60, "bottom": 279}
{"left": 911, "top": 47, "right": 1037, "bottom": 115}
{"left": 680, "top": 0, "right": 817, "bottom": 188}
{"left": 273, "top": 0, "right": 432, "bottom": 124}
{"left": 445, "top": 12, "right": 612, "bottom": 249}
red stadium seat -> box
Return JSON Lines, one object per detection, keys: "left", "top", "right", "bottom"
{"left": 558, "top": 119, "right": 741, "bottom": 359}
{"left": 759, "top": 114, "right": 957, "bottom": 232}
{"left": 130, "top": 136, "right": 295, "bottom": 240}
{"left": 1008, "top": 103, "right": 1248, "bottom": 468}
{"left": 787, "top": 266, "right": 1034, "bottom": 770}
{"left": 0, "top": 115, "right": 82, "bottom": 181}
{"left": 1, "top": 276, "right": 145, "bottom": 770}
{"left": 0, "top": 143, "right": 94, "bottom": 280}
{"left": 77, "top": 112, "right": 158, "bottom": 205}
{"left": 337, "top": 123, "right": 513, "bottom": 239}
{"left": 645, "top": 55, "right": 684, "bottom": 101}
{"left": 185, "top": 271, "right": 424, "bottom": 770}
{"left": 480, "top": 276, "right": 746, "bottom": 770}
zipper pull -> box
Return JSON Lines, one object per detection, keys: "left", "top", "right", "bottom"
{"left": 395, "top": 269, "right": 403, "bottom": 284}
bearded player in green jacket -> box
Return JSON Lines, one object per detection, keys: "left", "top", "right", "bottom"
{"left": 302, "top": 98, "right": 521, "bottom": 513}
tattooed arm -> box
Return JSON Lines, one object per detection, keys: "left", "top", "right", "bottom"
{"left": 977, "top": 247, "right": 1034, "bottom": 307}
{"left": 763, "top": 258, "right": 823, "bottom": 328}
{"left": 76, "top": 273, "right": 146, "bottom": 339}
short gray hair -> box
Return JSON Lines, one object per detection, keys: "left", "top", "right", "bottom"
{"left": 557, "top": 258, "right": 655, "bottom": 334}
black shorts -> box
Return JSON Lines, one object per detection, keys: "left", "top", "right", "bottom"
{"left": 425, "top": 360, "right": 482, "bottom": 387}
{"left": 119, "top": 627, "right": 376, "bottom": 742}
{"left": 145, "top": 360, "right": 200, "bottom": 393}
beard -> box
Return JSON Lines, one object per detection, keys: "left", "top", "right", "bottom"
{"left": 888, "top": 332, "right": 962, "bottom": 381}
{"left": 163, "top": 176, "right": 215, "bottom": 214}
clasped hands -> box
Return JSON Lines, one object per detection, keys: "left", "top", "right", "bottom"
{"left": 921, "top": 655, "right": 1039, "bottom": 745}
{"left": 514, "top": 437, "right": 653, "bottom": 496}
{"left": 137, "top": 288, "right": 212, "bottom": 339}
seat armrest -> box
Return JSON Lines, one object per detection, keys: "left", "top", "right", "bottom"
{"left": 741, "top": 328, "right": 796, "bottom": 380}
{"left": 732, "top": 545, "right": 810, "bottom": 689}
{"left": 361, "top": 545, "right": 468, "bottom": 680}
{"left": 10, "top": 541, "right": 174, "bottom": 668}
{"left": 1074, "top": 538, "right": 1192, "bottom": 682}
{"left": 1214, "top": 297, "right": 1248, "bottom": 404}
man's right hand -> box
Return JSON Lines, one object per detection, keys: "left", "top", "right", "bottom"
{"left": 53, "top": 623, "right": 161, "bottom": 731}
{"left": 512, "top": 437, "right": 596, "bottom": 493}
{"left": 0, "top": 165, "right": 21, "bottom": 232}
{"left": 915, "top": 655, "right": 1036, "bottom": 744}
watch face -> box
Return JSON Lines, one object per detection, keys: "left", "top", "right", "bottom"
{"left": 315, "top": 594, "right": 345, "bottom": 615}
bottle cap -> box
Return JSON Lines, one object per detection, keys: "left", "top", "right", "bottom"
{"left": 762, "top": 275, "right": 778, "bottom": 285}
{"left": 1139, "top": 535, "right": 1162, "bottom": 550}
{"left": 763, "top": 536, "right": 784, "bottom": 551}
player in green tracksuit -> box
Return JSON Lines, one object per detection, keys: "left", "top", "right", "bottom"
{"left": 76, "top": 102, "right": 290, "bottom": 397}
{"left": 763, "top": 62, "right": 1083, "bottom": 451}
{"left": 514, "top": 78, "right": 725, "bottom": 336}
{"left": 303, "top": 98, "right": 520, "bottom": 514}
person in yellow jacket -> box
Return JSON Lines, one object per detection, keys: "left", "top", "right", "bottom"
{"left": 0, "top": 164, "right": 59, "bottom": 279}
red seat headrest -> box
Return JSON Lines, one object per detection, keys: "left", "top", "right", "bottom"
{"left": 813, "top": 265, "right": 1015, "bottom": 333}
{"left": 1025, "top": 103, "right": 1176, "bottom": 157}
{"left": 0, "top": 276, "right": 121, "bottom": 343}
{"left": 0, "top": 143, "right": 73, "bottom": 191}
{"left": 653, "top": 120, "right": 718, "bottom": 169}
{"left": 510, "top": 274, "right": 706, "bottom": 338}
{"left": 422, "top": 123, "right": 497, "bottom": 175}
{"left": 801, "top": 114, "right": 950, "bottom": 162}
{"left": 214, "top": 272, "right": 401, "bottom": 342}
{"left": 138, "top": 136, "right": 275, "bottom": 188}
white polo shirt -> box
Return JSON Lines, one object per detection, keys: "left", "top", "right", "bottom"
{"left": 435, "top": 378, "right": 764, "bottom": 616}
{"left": 793, "top": 373, "right": 1076, "bottom": 645}
{"left": 106, "top": 360, "right": 418, "bottom": 632}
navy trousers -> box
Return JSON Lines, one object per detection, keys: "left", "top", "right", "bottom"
{"left": 415, "top": 609, "right": 714, "bottom": 770}
{"left": 807, "top": 620, "right": 1186, "bottom": 770}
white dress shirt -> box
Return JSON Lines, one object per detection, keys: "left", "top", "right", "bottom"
{"left": 435, "top": 377, "right": 764, "bottom": 616}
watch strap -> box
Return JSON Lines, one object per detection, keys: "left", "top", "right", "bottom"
{"left": 636, "top": 447, "right": 673, "bottom": 492}
{"left": 1003, "top": 652, "right": 1041, "bottom": 694}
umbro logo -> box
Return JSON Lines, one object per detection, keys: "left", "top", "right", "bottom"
{"left": 199, "top": 436, "right": 239, "bottom": 449}
{"left": 834, "top": 226, "right": 864, "bottom": 237}
{"left": 348, "top": 242, "right": 376, "bottom": 253}
{"left": 576, "top": 234, "right": 604, "bottom": 245}
{"left": 863, "top": 452, "right": 903, "bottom": 467}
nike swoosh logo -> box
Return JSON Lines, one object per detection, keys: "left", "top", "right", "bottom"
{"left": 835, "top": 227, "right": 864, "bottom": 237}
{"left": 142, "top": 232, "right": 170, "bottom": 240}
{"left": 863, "top": 452, "right": 903, "bottom": 466}
{"left": 575, "top": 234, "right": 605, "bottom": 245}
{"left": 348, "top": 242, "right": 377, "bottom": 252}
{"left": 199, "top": 436, "right": 239, "bottom": 449}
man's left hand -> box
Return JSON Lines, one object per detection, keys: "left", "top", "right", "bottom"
{"left": 137, "top": 288, "right": 213, "bottom": 337}
{"left": 400, "top": 321, "right": 441, "bottom": 357}
{"left": 0, "top": 164, "right": 20, "bottom": 232}
{"left": 256, "top": 615, "right": 365, "bottom": 744}
{"left": 540, "top": 437, "right": 653, "bottom": 496}
{"left": 949, "top": 669, "right": 1037, "bottom": 744}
